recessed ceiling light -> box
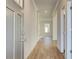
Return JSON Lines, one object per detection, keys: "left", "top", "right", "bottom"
{"left": 44, "top": 10, "right": 48, "bottom": 14}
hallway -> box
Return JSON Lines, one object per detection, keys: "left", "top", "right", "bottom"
{"left": 27, "top": 38, "right": 64, "bottom": 59}
{"left": 6, "top": 0, "right": 72, "bottom": 59}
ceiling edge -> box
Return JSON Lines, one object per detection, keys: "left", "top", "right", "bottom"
{"left": 51, "top": 0, "right": 61, "bottom": 15}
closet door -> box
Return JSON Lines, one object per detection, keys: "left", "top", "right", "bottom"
{"left": 15, "top": 13, "right": 21, "bottom": 59}
{"left": 6, "top": 8, "right": 14, "bottom": 59}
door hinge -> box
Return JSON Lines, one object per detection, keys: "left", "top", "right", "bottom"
{"left": 64, "top": 49, "right": 65, "bottom": 53}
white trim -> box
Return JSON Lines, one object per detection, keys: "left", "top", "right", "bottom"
{"left": 52, "top": 0, "right": 60, "bottom": 13}
{"left": 13, "top": 12, "right": 16, "bottom": 59}
{"left": 32, "top": 0, "right": 38, "bottom": 11}
{"left": 60, "top": 8, "right": 65, "bottom": 53}
{"left": 6, "top": 4, "right": 24, "bottom": 15}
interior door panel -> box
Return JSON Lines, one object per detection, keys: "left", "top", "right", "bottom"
{"left": 6, "top": 7, "right": 24, "bottom": 59}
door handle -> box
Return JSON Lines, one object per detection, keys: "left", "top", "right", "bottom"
{"left": 70, "top": 50, "right": 72, "bottom": 53}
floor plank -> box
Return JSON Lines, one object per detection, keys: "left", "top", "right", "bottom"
{"left": 27, "top": 38, "right": 64, "bottom": 59}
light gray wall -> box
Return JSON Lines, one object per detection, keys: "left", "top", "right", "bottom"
{"left": 24, "top": 0, "right": 38, "bottom": 59}
{"left": 52, "top": 0, "right": 67, "bottom": 53}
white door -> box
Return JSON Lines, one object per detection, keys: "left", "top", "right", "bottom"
{"left": 6, "top": 7, "right": 14, "bottom": 59}
{"left": 66, "top": 1, "right": 72, "bottom": 59}
{"left": 6, "top": 7, "right": 24, "bottom": 59}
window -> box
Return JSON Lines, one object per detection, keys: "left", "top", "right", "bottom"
{"left": 44, "top": 24, "right": 50, "bottom": 33}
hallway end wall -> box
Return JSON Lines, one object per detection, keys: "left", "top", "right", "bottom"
{"left": 38, "top": 16, "right": 52, "bottom": 38}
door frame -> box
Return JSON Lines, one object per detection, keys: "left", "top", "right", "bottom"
{"left": 60, "top": 5, "right": 66, "bottom": 53}
{"left": 66, "top": 1, "right": 72, "bottom": 59}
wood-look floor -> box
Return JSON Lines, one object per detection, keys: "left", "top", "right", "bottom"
{"left": 27, "top": 38, "right": 64, "bottom": 59}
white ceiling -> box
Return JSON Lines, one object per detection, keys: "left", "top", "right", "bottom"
{"left": 34, "top": 0, "right": 58, "bottom": 17}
